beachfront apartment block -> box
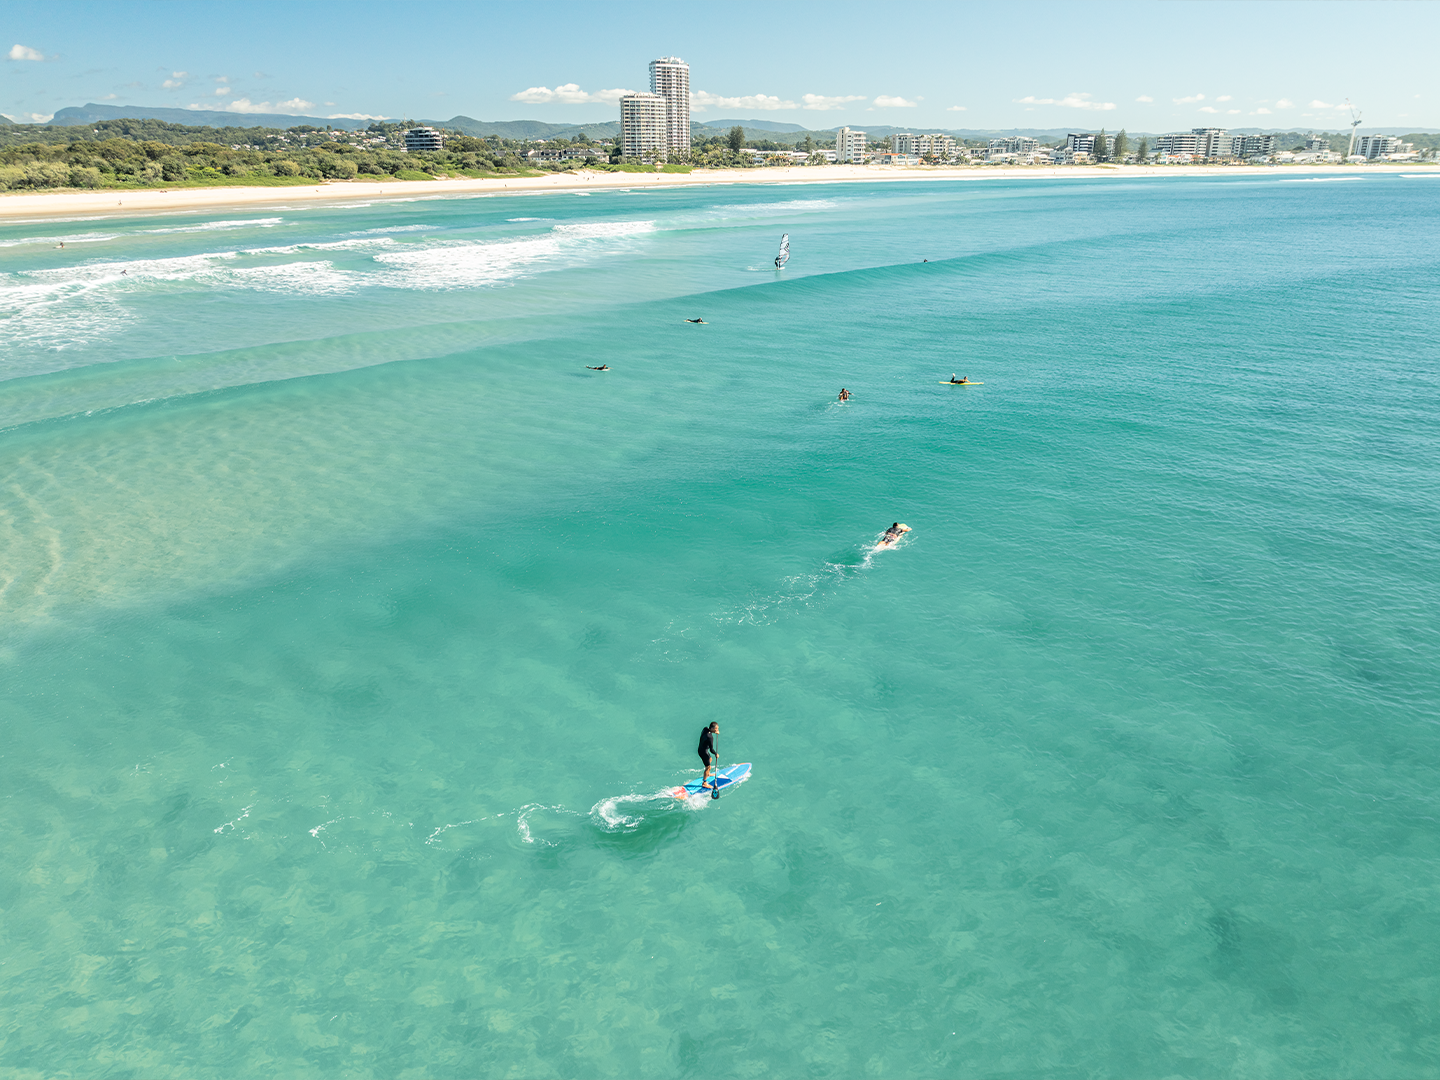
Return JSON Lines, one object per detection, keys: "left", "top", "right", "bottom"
{"left": 649, "top": 56, "right": 691, "bottom": 153}
{"left": 1065, "top": 132, "right": 1115, "bottom": 158}
{"left": 891, "top": 133, "right": 958, "bottom": 159}
{"left": 1305, "top": 135, "right": 1331, "bottom": 152}
{"left": 403, "top": 127, "right": 444, "bottom": 152}
{"left": 620, "top": 92, "right": 670, "bottom": 157}
{"left": 1233, "top": 134, "right": 1277, "bottom": 159}
{"left": 1354, "top": 135, "right": 1407, "bottom": 159}
{"left": 1151, "top": 129, "right": 1275, "bottom": 161}
{"left": 989, "top": 136, "right": 1040, "bottom": 155}
{"left": 835, "top": 128, "right": 867, "bottom": 163}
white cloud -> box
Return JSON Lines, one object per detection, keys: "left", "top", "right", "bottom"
{"left": 1227, "top": 109, "right": 1240, "bottom": 115}
{"left": 102, "top": 93, "right": 118, "bottom": 100}
{"left": 7, "top": 111, "right": 54, "bottom": 122}
{"left": 1217, "top": 95, "right": 1233, "bottom": 102}
{"left": 509, "top": 83, "right": 633, "bottom": 105}
{"left": 801, "top": 93, "right": 866, "bottom": 111}
{"left": 691, "top": 90, "right": 796, "bottom": 112}
{"left": 946, "top": 105, "right": 967, "bottom": 112}
{"left": 188, "top": 97, "right": 316, "bottom": 115}
{"left": 1276, "top": 98, "right": 1295, "bottom": 109}
{"left": 162, "top": 77, "right": 185, "bottom": 89}
{"left": 328, "top": 112, "right": 387, "bottom": 121}
{"left": 214, "top": 86, "right": 231, "bottom": 97}
{"left": 873, "top": 95, "right": 919, "bottom": 108}
{"left": 1136, "top": 95, "right": 1154, "bottom": 103}
{"left": 1174, "top": 93, "right": 1205, "bottom": 105}
{"left": 1309, "top": 99, "right": 1350, "bottom": 111}
{"left": 1198, "top": 106, "right": 1218, "bottom": 114}
{"left": 8, "top": 44, "right": 45, "bottom": 61}
{"left": 1252, "top": 107, "right": 1272, "bottom": 115}
{"left": 1015, "top": 92, "right": 1116, "bottom": 111}
{"left": 216, "top": 75, "right": 229, "bottom": 83}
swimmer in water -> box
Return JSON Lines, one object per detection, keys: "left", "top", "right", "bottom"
{"left": 685, "top": 318, "right": 706, "bottom": 324}
{"left": 586, "top": 364, "right": 610, "bottom": 371}
{"left": 838, "top": 388, "right": 850, "bottom": 402}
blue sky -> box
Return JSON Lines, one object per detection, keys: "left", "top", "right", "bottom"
{"left": 4, "top": 0, "right": 1436, "bottom": 132}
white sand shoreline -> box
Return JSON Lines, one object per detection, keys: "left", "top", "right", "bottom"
{"left": 0, "top": 162, "right": 1433, "bottom": 222}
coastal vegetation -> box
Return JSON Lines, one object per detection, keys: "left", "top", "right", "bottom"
{"left": 0, "top": 115, "right": 1431, "bottom": 192}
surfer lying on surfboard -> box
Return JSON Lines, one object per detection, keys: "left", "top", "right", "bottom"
{"left": 685, "top": 318, "right": 707, "bottom": 324}
{"left": 949, "top": 374, "right": 973, "bottom": 384}
{"left": 587, "top": 364, "right": 610, "bottom": 370}
{"left": 879, "top": 523, "right": 911, "bottom": 547}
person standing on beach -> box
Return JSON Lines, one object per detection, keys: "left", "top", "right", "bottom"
{"left": 697, "top": 722, "right": 719, "bottom": 789}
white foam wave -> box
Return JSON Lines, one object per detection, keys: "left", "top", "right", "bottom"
{"left": 1401, "top": 173, "right": 1440, "bottom": 179}
{"left": 551, "top": 220, "right": 656, "bottom": 238}
{"left": 506, "top": 217, "right": 546, "bottom": 222}
{"left": 226, "top": 261, "right": 355, "bottom": 295}
{"left": 707, "top": 199, "right": 840, "bottom": 214}
{"left": 372, "top": 234, "right": 562, "bottom": 288}
{"left": 348, "top": 224, "right": 441, "bottom": 235}
{"left": 0, "top": 231, "right": 119, "bottom": 249}
{"left": 0, "top": 215, "right": 659, "bottom": 350}
{"left": 1280, "top": 177, "right": 1364, "bottom": 183}
{"left": 245, "top": 236, "right": 397, "bottom": 256}
{"left": 142, "top": 217, "right": 284, "bottom": 234}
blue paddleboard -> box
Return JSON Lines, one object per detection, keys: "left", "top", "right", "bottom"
{"left": 669, "top": 762, "right": 752, "bottom": 799}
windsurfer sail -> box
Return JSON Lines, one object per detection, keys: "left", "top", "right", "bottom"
{"left": 774, "top": 233, "right": 790, "bottom": 269}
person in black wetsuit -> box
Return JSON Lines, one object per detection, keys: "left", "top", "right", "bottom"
{"left": 697, "top": 722, "right": 719, "bottom": 788}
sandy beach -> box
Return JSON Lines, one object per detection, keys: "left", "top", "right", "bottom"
{"left": 0, "top": 162, "right": 1432, "bottom": 220}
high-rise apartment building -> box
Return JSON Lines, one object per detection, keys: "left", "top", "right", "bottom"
{"left": 835, "top": 127, "right": 867, "bottom": 164}
{"left": 620, "top": 92, "right": 670, "bottom": 157}
{"left": 649, "top": 56, "right": 691, "bottom": 153}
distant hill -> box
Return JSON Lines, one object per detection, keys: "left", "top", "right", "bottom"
{"left": 48, "top": 102, "right": 379, "bottom": 132}
{"left": 418, "top": 115, "right": 619, "bottom": 140}
{"left": 704, "top": 118, "right": 808, "bottom": 133}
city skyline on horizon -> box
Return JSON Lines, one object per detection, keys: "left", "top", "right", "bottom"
{"left": 4, "top": 0, "right": 1437, "bottom": 132}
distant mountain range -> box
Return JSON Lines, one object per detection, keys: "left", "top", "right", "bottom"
{"left": 48, "top": 102, "right": 380, "bottom": 131}
{"left": 19, "top": 103, "right": 1438, "bottom": 142}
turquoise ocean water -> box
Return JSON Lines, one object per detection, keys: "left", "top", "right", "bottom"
{"left": 2, "top": 173, "right": 1438, "bottom": 1077}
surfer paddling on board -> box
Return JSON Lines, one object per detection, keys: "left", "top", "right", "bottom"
{"left": 587, "top": 364, "right": 610, "bottom": 370}
{"left": 838, "top": 388, "right": 850, "bottom": 402}
{"left": 697, "top": 722, "right": 719, "bottom": 789}
{"left": 949, "top": 374, "right": 972, "bottom": 384}
{"left": 685, "top": 318, "right": 707, "bottom": 324}
{"left": 879, "top": 522, "right": 911, "bottom": 547}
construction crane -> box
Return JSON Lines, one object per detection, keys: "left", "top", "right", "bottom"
{"left": 1346, "top": 100, "right": 1362, "bottom": 158}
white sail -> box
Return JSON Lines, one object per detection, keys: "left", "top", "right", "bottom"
{"left": 774, "top": 233, "right": 790, "bottom": 269}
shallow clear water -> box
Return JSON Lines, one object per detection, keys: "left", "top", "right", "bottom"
{"left": 2, "top": 174, "right": 1439, "bottom": 1078}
